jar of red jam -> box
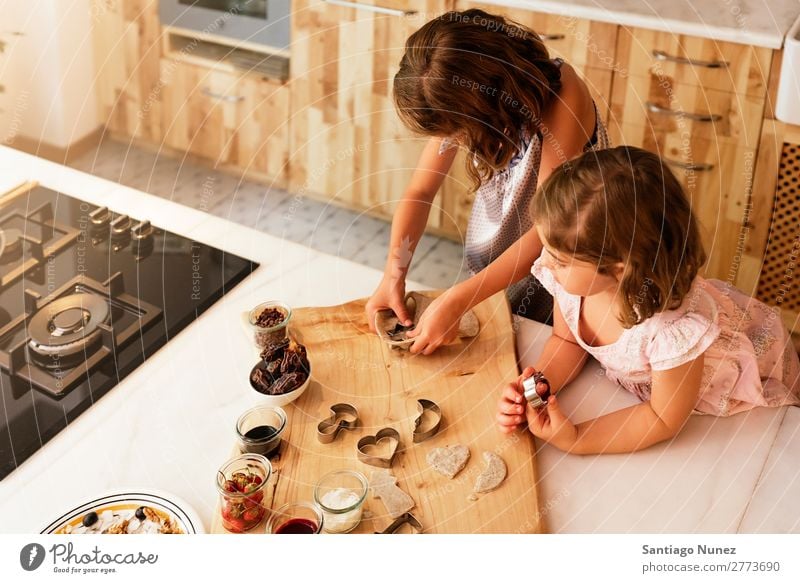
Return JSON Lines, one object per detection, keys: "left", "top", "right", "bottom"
{"left": 216, "top": 454, "right": 272, "bottom": 533}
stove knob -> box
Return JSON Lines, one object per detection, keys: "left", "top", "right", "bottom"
{"left": 110, "top": 214, "right": 131, "bottom": 239}
{"left": 89, "top": 206, "right": 111, "bottom": 228}
{"left": 131, "top": 220, "right": 154, "bottom": 241}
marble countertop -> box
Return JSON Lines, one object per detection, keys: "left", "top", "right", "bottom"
{"left": 477, "top": 0, "right": 800, "bottom": 49}
{"left": 0, "top": 145, "right": 797, "bottom": 533}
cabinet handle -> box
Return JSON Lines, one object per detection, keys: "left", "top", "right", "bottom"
{"left": 645, "top": 101, "right": 722, "bottom": 122}
{"left": 539, "top": 33, "right": 565, "bottom": 41}
{"left": 323, "top": 0, "right": 417, "bottom": 16}
{"left": 201, "top": 88, "right": 245, "bottom": 102}
{"left": 664, "top": 158, "right": 715, "bottom": 172}
{"left": 652, "top": 49, "right": 728, "bottom": 69}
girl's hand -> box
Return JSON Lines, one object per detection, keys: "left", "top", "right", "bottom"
{"left": 365, "top": 275, "right": 413, "bottom": 333}
{"left": 496, "top": 367, "right": 536, "bottom": 433}
{"left": 405, "top": 291, "right": 465, "bottom": 355}
{"left": 526, "top": 395, "right": 577, "bottom": 451}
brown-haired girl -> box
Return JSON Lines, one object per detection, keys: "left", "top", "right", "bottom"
{"left": 497, "top": 146, "right": 800, "bottom": 454}
{"left": 364, "top": 9, "right": 610, "bottom": 354}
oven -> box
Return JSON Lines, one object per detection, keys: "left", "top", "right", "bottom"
{"left": 160, "top": 0, "right": 290, "bottom": 50}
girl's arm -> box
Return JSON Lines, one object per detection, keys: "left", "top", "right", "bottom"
{"left": 365, "top": 137, "right": 457, "bottom": 330}
{"left": 497, "top": 302, "right": 587, "bottom": 432}
{"left": 408, "top": 65, "right": 597, "bottom": 352}
{"left": 563, "top": 355, "right": 705, "bottom": 454}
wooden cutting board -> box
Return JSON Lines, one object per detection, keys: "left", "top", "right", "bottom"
{"left": 212, "top": 291, "right": 544, "bottom": 533}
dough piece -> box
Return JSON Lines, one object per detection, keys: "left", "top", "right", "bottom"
{"left": 473, "top": 452, "right": 507, "bottom": 493}
{"left": 370, "top": 470, "right": 415, "bottom": 518}
{"left": 375, "top": 291, "right": 480, "bottom": 350}
{"left": 426, "top": 445, "right": 470, "bottom": 479}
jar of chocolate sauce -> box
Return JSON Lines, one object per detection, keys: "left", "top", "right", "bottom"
{"left": 235, "top": 405, "right": 287, "bottom": 457}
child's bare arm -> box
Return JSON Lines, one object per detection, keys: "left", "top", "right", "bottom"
{"left": 564, "top": 355, "right": 704, "bottom": 454}
{"left": 497, "top": 303, "right": 587, "bottom": 432}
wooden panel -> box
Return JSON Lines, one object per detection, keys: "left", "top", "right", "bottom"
{"left": 211, "top": 291, "right": 543, "bottom": 534}
{"left": 160, "top": 58, "right": 289, "bottom": 185}
{"left": 90, "top": 0, "right": 162, "bottom": 142}
{"left": 615, "top": 26, "right": 773, "bottom": 98}
{"left": 289, "top": 0, "right": 450, "bottom": 230}
{"left": 608, "top": 120, "right": 756, "bottom": 282}
{"left": 609, "top": 73, "right": 765, "bottom": 147}
{"left": 457, "top": 2, "right": 618, "bottom": 71}
{"left": 740, "top": 119, "right": 800, "bottom": 336}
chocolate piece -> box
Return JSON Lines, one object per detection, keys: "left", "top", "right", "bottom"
{"left": 260, "top": 338, "right": 290, "bottom": 362}
{"left": 254, "top": 307, "right": 286, "bottom": 328}
{"left": 268, "top": 372, "right": 306, "bottom": 395}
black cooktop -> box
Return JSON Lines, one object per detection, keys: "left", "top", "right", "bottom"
{"left": 0, "top": 185, "right": 257, "bottom": 480}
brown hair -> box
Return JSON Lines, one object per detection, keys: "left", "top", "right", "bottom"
{"left": 531, "top": 146, "right": 707, "bottom": 327}
{"left": 393, "top": 9, "right": 562, "bottom": 189}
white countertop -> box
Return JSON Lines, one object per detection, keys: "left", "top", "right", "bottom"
{"left": 478, "top": 0, "right": 800, "bottom": 49}
{"left": 0, "top": 145, "right": 798, "bottom": 533}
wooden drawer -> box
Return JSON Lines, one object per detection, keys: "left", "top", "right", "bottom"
{"left": 160, "top": 59, "right": 289, "bottom": 183}
{"left": 616, "top": 26, "right": 773, "bottom": 98}
{"left": 612, "top": 124, "right": 755, "bottom": 280}
{"left": 458, "top": 3, "right": 617, "bottom": 70}
{"left": 289, "top": 0, "right": 446, "bottom": 228}
{"left": 609, "top": 75, "right": 766, "bottom": 147}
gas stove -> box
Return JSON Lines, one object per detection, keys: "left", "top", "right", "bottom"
{"left": 0, "top": 183, "right": 257, "bottom": 480}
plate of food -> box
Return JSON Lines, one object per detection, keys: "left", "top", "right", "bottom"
{"left": 41, "top": 489, "right": 205, "bottom": 534}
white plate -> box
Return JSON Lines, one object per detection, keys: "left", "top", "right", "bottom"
{"left": 41, "top": 489, "right": 205, "bottom": 534}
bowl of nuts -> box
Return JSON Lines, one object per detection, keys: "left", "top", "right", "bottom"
{"left": 249, "top": 337, "right": 312, "bottom": 406}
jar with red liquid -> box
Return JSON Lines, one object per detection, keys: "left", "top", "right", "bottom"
{"left": 266, "top": 502, "right": 324, "bottom": 534}
{"left": 216, "top": 454, "right": 272, "bottom": 533}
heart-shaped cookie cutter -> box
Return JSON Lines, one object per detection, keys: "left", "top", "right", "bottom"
{"left": 316, "top": 403, "right": 360, "bottom": 444}
{"left": 412, "top": 398, "right": 443, "bottom": 443}
{"left": 357, "top": 427, "right": 402, "bottom": 468}
{"left": 375, "top": 512, "right": 424, "bottom": 534}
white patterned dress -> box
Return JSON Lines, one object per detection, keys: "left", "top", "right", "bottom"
{"left": 531, "top": 257, "right": 800, "bottom": 417}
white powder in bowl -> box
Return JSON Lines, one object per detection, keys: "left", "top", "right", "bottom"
{"left": 320, "top": 488, "right": 363, "bottom": 533}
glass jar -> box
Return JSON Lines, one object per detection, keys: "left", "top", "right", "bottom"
{"left": 216, "top": 454, "right": 272, "bottom": 533}
{"left": 266, "top": 502, "right": 324, "bottom": 534}
{"left": 235, "top": 405, "right": 286, "bottom": 457}
{"left": 243, "top": 301, "right": 292, "bottom": 350}
{"left": 313, "top": 470, "right": 368, "bottom": 533}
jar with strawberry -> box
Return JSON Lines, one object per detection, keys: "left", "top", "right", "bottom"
{"left": 216, "top": 454, "right": 272, "bottom": 533}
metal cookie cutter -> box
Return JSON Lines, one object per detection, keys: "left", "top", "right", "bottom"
{"left": 412, "top": 398, "right": 443, "bottom": 443}
{"left": 522, "top": 371, "right": 551, "bottom": 408}
{"left": 316, "top": 403, "right": 359, "bottom": 444}
{"left": 375, "top": 512, "right": 424, "bottom": 534}
{"left": 357, "top": 427, "right": 402, "bottom": 468}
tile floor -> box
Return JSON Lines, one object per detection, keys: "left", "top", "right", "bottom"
{"left": 67, "top": 137, "right": 468, "bottom": 289}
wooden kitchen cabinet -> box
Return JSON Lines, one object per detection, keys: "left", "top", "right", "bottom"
{"left": 739, "top": 118, "right": 800, "bottom": 337}
{"left": 90, "top": 0, "right": 162, "bottom": 142}
{"left": 608, "top": 25, "right": 774, "bottom": 282}
{"left": 289, "top": 0, "right": 452, "bottom": 231}
{"left": 160, "top": 58, "right": 290, "bottom": 184}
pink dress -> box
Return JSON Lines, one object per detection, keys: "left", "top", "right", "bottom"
{"left": 531, "top": 258, "right": 800, "bottom": 416}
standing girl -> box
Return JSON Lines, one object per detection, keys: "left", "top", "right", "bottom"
{"left": 365, "top": 9, "right": 610, "bottom": 354}
{"left": 497, "top": 146, "right": 800, "bottom": 454}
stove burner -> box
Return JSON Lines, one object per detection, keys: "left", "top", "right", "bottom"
{"left": 0, "top": 228, "right": 23, "bottom": 263}
{"left": 27, "top": 293, "right": 110, "bottom": 363}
